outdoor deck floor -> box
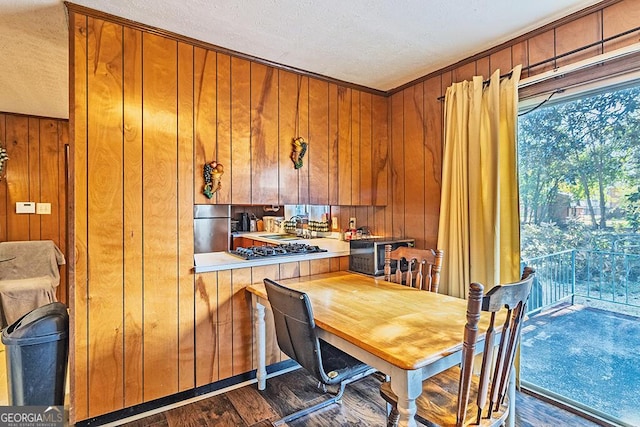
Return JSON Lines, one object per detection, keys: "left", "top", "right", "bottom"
{"left": 521, "top": 303, "right": 640, "bottom": 426}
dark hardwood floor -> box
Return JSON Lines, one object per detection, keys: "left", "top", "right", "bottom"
{"left": 119, "top": 368, "right": 603, "bottom": 426}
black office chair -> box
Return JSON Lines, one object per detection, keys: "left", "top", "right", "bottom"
{"left": 264, "top": 278, "right": 376, "bottom": 425}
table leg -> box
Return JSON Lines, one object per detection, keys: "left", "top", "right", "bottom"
{"left": 254, "top": 299, "right": 267, "bottom": 390}
{"left": 390, "top": 367, "right": 422, "bottom": 427}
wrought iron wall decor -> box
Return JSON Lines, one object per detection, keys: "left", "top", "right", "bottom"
{"left": 291, "top": 137, "right": 307, "bottom": 169}
{"left": 203, "top": 161, "right": 224, "bottom": 198}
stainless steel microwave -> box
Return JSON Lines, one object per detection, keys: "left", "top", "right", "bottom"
{"left": 349, "top": 237, "right": 415, "bottom": 276}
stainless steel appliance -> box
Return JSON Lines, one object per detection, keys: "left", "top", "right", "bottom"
{"left": 194, "top": 205, "right": 231, "bottom": 253}
{"left": 229, "top": 243, "right": 327, "bottom": 260}
{"left": 349, "top": 237, "right": 415, "bottom": 276}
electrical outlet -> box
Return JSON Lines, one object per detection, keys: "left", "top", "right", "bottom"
{"left": 16, "top": 202, "right": 36, "bottom": 214}
{"left": 36, "top": 203, "right": 51, "bottom": 215}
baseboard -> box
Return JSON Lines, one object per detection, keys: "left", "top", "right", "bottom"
{"left": 75, "top": 360, "right": 298, "bottom": 426}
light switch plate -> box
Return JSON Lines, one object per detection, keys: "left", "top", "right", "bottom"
{"left": 16, "top": 202, "right": 36, "bottom": 214}
{"left": 36, "top": 203, "right": 51, "bottom": 215}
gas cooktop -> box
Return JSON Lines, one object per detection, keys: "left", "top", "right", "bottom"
{"left": 229, "top": 243, "right": 327, "bottom": 260}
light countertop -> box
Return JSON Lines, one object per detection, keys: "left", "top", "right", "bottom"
{"left": 193, "top": 232, "right": 350, "bottom": 273}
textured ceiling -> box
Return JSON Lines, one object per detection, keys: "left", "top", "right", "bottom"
{"left": 0, "top": 0, "right": 602, "bottom": 119}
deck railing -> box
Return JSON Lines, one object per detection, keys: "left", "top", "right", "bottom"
{"left": 522, "top": 249, "right": 640, "bottom": 314}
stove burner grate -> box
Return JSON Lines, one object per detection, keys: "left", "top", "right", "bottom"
{"left": 229, "top": 243, "right": 328, "bottom": 260}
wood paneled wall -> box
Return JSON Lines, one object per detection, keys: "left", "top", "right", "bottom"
{"left": 388, "top": 0, "right": 640, "bottom": 250}
{"left": 69, "top": 0, "right": 640, "bottom": 423}
{"left": 0, "top": 112, "right": 68, "bottom": 303}
{"left": 190, "top": 45, "right": 388, "bottom": 208}
{"left": 193, "top": 257, "right": 346, "bottom": 388}
{"left": 69, "top": 10, "right": 388, "bottom": 422}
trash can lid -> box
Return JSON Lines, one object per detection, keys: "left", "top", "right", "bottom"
{"left": 1, "top": 302, "right": 68, "bottom": 346}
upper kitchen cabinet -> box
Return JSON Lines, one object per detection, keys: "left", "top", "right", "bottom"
{"left": 250, "top": 69, "right": 388, "bottom": 206}
{"left": 278, "top": 70, "right": 308, "bottom": 205}
{"left": 251, "top": 63, "right": 279, "bottom": 204}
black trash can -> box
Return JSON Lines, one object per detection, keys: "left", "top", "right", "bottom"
{"left": 1, "top": 302, "right": 69, "bottom": 406}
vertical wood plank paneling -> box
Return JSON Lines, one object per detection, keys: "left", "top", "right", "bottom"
{"left": 555, "top": 12, "right": 602, "bottom": 67}
{"left": 194, "top": 48, "right": 217, "bottom": 204}
{"left": 390, "top": 92, "right": 404, "bottom": 238}
{"left": 56, "top": 121, "right": 68, "bottom": 303}
{"left": 337, "top": 87, "right": 352, "bottom": 205}
{"left": 71, "top": 11, "right": 89, "bottom": 423}
{"left": 298, "top": 77, "right": 310, "bottom": 205}
{"left": 28, "top": 119, "right": 41, "bottom": 239}
{"left": 423, "top": 76, "right": 443, "bottom": 249}
{"left": 217, "top": 270, "right": 234, "bottom": 379}
{"left": 251, "top": 63, "right": 278, "bottom": 204}
{"left": 512, "top": 42, "right": 528, "bottom": 76}
{"left": 278, "top": 70, "right": 299, "bottom": 205}
{"left": 441, "top": 71, "right": 453, "bottom": 97}
{"left": 490, "top": 47, "right": 513, "bottom": 74}
{"left": 299, "top": 260, "right": 311, "bottom": 277}
{"left": 403, "top": 84, "right": 425, "bottom": 248}
{"left": 122, "top": 25, "right": 144, "bottom": 408}
{"left": 350, "top": 91, "right": 361, "bottom": 205}
{"left": 230, "top": 58, "right": 251, "bottom": 204}
{"left": 475, "top": 57, "right": 490, "bottom": 79}
{"left": 328, "top": 84, "right": 339, "bottom": 206}
{"left": 308, "top": 79, "right": 329, "bottom": 205}
{"left": 372, "top": 95, "right": 388, "bottom": 207}
{"left": 231, "top": 268, "right": 253, "bottom": 375}
{"left": 354, "top": 206, "right": 369, "bottom": 231}
{"left": 38, "top": 120, "right": 60, "bottom": 251}
{"left": 452, "top": 62, "right": 476, "bottom": 83}
{"left": 6, "top": 115, "right": 29, "bottom": 240}
{"left": 310, "top": 259, "right": 331, "bottom": 275}
{"left": 360, "top": 93, "right": 372, "bottom": 206}
{"left": 177, "top": 41, "right": 195, "bottom": 392}
{"left": 329, "top": 257, "right": 341, "bottom": 272}
{"left": 141, "top": 32, "right": 179, "bottom": 401}
{"left": 528, "top": 30, "right": 556, "bottom": 74}
{"left": 279, "top": 262, "right": 300, "bottom": 280}
{"left": 86, "top": 18, "right": 125, "bottom": 416}
{"left": 216, "top": 53, "right": 232, "bottom": 204}
{"left": 603, "top": 0, "right": 640, "bottom": 51}
{"left": 373, "top": 206, "right": 387, "bottom": 237}
{"left": 195, "top": 272, "right": 218, "bottom": 386}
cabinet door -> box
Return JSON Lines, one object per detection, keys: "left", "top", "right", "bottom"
{"left": 251, "top": 63, "right": 279, "bottom": 204}
{"left": 308, "top": 79, "right": 330, "bottom": 205}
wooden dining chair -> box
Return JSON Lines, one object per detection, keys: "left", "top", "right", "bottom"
{"left": 380, "top": 267, "right": 535, "bottom": 427}
{"left": 383, "top": 245, "right": 444, "bottom": 292}
{"left": 264, "top": 278, "right": 376, "bottom": 426}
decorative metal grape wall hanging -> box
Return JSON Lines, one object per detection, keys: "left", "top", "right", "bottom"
{"left": 203, "top": 161, "right": 224, "bottom": 199}
{"left": 291, "top": 137, "right": 307, "bottom": 169}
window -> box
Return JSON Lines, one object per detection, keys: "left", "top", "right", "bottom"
{"left": 518, "top": 78, "right": 640, "bottom": 426}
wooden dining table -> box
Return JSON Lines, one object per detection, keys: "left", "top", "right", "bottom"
{"left": 246, "top": 271, "right": 514, "bottom": 427}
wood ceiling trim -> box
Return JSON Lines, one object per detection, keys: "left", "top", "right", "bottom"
{"left": 65, "top": 0, "right": 623, "bottom": 98}
{"left": 388, "top": 0, "right": 624, "bottom": 95}
{"left": 64, "top": 2, "right": 387, "bottom": 97}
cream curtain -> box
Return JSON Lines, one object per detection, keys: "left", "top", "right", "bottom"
{"left": 437, "top": 65, "right": 522, "bottom": 297}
